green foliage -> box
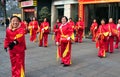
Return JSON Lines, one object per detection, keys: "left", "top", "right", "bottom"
{"left": 0, "top": 0, "right": 5, "bottom": 16}
{"left": 0, "top": 0, "right": 3, "bottom": 8}
{"left": 38, "top": 6, "right": 51, "bottom": 22}
{"left": 0, "top": 1, "right": 1, "bottom": 5}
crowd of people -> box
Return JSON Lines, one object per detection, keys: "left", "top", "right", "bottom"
{"left": 3, "top": 15, "right": 120, "bottom": 77}
{"left": 91, "top": 18, "right": 120, "bottom": 58}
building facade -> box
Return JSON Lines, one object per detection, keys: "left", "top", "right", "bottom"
{"left": 19, "top": 0, "right": 37, "bottom": 22}
{"left": 19, "top": 0, "right": 120, "bottom": 33}
{"left": 51, "top": 0, "right": 78, "bottom": 29}
{"left": 78, "top": 0, "right": 120, "bottom": 32}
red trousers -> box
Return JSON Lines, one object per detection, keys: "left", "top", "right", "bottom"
{"left": 115, "top": 36, "right": 119, "bottom": 49}
{"left": 57, "top": 45, "right": 62, "bottom": 59}
{"left": 92, "top": 33, "right": 96, "bottom": 42}
{"left": 104, "top": 40, "right": 109, "bottom": 52}
{"left": 92, "top": 31, "right": 96, "bottom": 42}
{"left": 30, "top": 30, "right": 37, "bottom": 42}
{"left": 98, "top": 40, "right": 106, "bottom": 57}
{"left": 60, "top": 41, "right": 71, "bottom": 65}
{"left": 107, "top": 36, "right": 114, "bottom": 53}
{"left": 54, "top": 34, "right": 58, "bottom": 43}
{"left": 75, "top": 30, "right": 83, "bottom": 43}
{"left": 9, "top": 51, "right": 25, "bottom": 77}
{"left": 39, "top": 33, "right": 48, "bottom": 47}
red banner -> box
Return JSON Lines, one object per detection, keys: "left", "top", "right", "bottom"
{"left": 23, "top": 8, "right": 35, "bottom": 12}
{"left": 78, "top": 4, "right": 84, "bottom": 21}
{"left": 78, "top": 0, "right": 120, "bottom": 4}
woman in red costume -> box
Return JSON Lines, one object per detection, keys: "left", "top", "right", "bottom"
{"left": 75, "top": 17, "right": 84, "bottom": 43}
{"left": 96, "top": 19, "right": 109, "bottom": 58}
{"left": 106, "top": 18, "right": 116, "bottom": 53}
{"left": 114, "top": 19, "right": 120, "bottom": 49}
{"left": 28, "top": 17, "right": 39, "bottom": 42}
{"left": 39, "top": 18, "right": 50, "bottom": 47}
{"left": 21, "top": 20, "right": 28, "bottom": 34}
{"left": 56, "top": 16, "right": 74, "bottom": 67}
{"left": 53, "top": 19, "right": 61, "bottom": 44}
{"left": 90, "top": 19, "right": 98, "bottom": 42}
{"left": 4, "top": 16, "right": 26, "bottom": 77}
{"left": 68, "top": 18, "right": 75, "bottom": 31}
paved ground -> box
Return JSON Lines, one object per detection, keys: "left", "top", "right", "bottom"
{"left": 1, "top": 26, "right": 120, "bottom": 77}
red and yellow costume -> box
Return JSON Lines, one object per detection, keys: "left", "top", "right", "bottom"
{"left": 53, "top": 22, "right": 61, "bottom": 43}
{"left": 57, "top": 23, "right": 74, "bottom": 65}
{"left": 75, "top": 20, "right": 84, "bottom": 43}
{"left": 114, "top": 24, "right": 120, "bottom": 49}
{"left": 96, "top": 24, "right": 109, "bottom": 57}
{"left": 21, "top": 21, "right": 28, "bottom": 34}
{"left": 39, "top": 21, "right": 49, "bottom": 47}
{"left": 4, "top": 25, "right": 26, "bottom": 77}
{"left": 90, "top": 22, "right": 98, "bottom": 42}
{"left": 68, "top": 20, "right": 75, "bottom": 30}
{"left": 28, "top": 20, "right": 39, "bottom": 42}
{"left": 106, "top": 22, "right": 116, "bottom": 53}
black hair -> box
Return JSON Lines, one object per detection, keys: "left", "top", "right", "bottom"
{"left": 10, "top": 16, "right": 21, "bottom": 22}
{"left": 93, "top": 19, "right": 96, "bottom": 20}
{"left": 101, "top": 19, "right": 106, "bottom": 22}
{"left": 32, "top": 17, "right": 37, "bottom": 20}
{"left": 79, "top": 17, "right": 81, "bottom": 19}
{"left": 69, "top": 18, "right": 72, "bottom": 20}
{"left": 61, "top": 16, "right": 68, "bottom": 22}
{"left": 43, "top": 17, "right": 48, "bottom": 21}
{"left": 56, "top": 18, "right": 60, "bottom": 21}
{"left": 57, "top": 18, "right": 61, "bottom": 23}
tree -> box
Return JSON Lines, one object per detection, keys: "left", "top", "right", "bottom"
{"left": 0, "top": 0, "right": 7, "bottom": 26}
{"left": 0, "top": 0, "right": 1, "bottom": 4}
{"left": 0, "top": 0, "right": 6, "bottom": 14}
{"left": 0, "top": 1, "right": 3, "bottom": 11}
{"left": 0, "top": 0, "right": 21, "bottom": 26}
{"left": 38, "top": 6, "right": 51, "bottom": 22}
{"left": 6, "top": 0, "right": 21, "bottom": 17}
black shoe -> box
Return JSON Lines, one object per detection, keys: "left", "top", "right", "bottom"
{"left": 75, "top": 41, "right": 78, "bottom": 43}
{"left": 106, "top": 50, "right": 109, "bottom": 53}
{"left": 44, "top": 46, "right": 48, "bottom": 47}
{"left": 63, "top": 64, "right": 70, "bottom": 67}
{"left": 98, "top": 56, "right": 103, "bottom": 58}
{"left": 61, "top": 62, "right": 64, "bottom": 64}
{"left": 109, "top": 52, "right": 113, "bottom": 54}
{"left": 39, "top": 45, "right": 43, "bottom": 47}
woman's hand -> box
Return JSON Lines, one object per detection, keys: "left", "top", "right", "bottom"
{"left": 67, "top": 37, "right": 70, "bottom": 40}
{"left": 56, "top": 42, "right": 59, "bottom": 46}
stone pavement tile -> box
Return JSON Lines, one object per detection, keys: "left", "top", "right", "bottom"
{"left": 26, "top": 65, "right": 69, "bottom": 77}
{"left": 26, "top": 70, "right": 44, "bottom": 77}
{"left": 0, "top": 54, "right": 10, "bottom": 64}
{"left": 56, "top": 72, "right": 83, "bottom": 77}
{"left": 73, "top": 58, "right": 112, "bottom": 77}
{"left": 25, "top": 54, "right": 59, "bottom": 73}
{"left": 0, "top": 27, "right": 5, "bottom": 41}
{"left": 0, "top": 63, "right": 11, "bottom": 73}
{"left": 40, "top": 65, "right": 67, "bottom": 76}
{"left": 0, "top": 72, "right": 11, "bottom": 77}
{"left": 1, "top": 34, "right": 120, "bottom": 77}
{"left": 104, "top": 66, "right": 120, "bottom": 77}
{"left": 107, "top": 50, "right": 120, "bottom": 62}
{"left": 0, "top": 70, "right": 10, "bottom": 76}
{"left": 91, "top": 58, "right": 120, "bottom": 77}
{"left": 25, "top": 60, "right": 54, "bottom": 73}
{"left": 93, "top": 72, "right": 118, "bottom": 77}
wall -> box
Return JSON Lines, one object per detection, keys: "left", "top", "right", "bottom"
{"left": 51, "top": 0, "right": 78, "bottom": 31}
